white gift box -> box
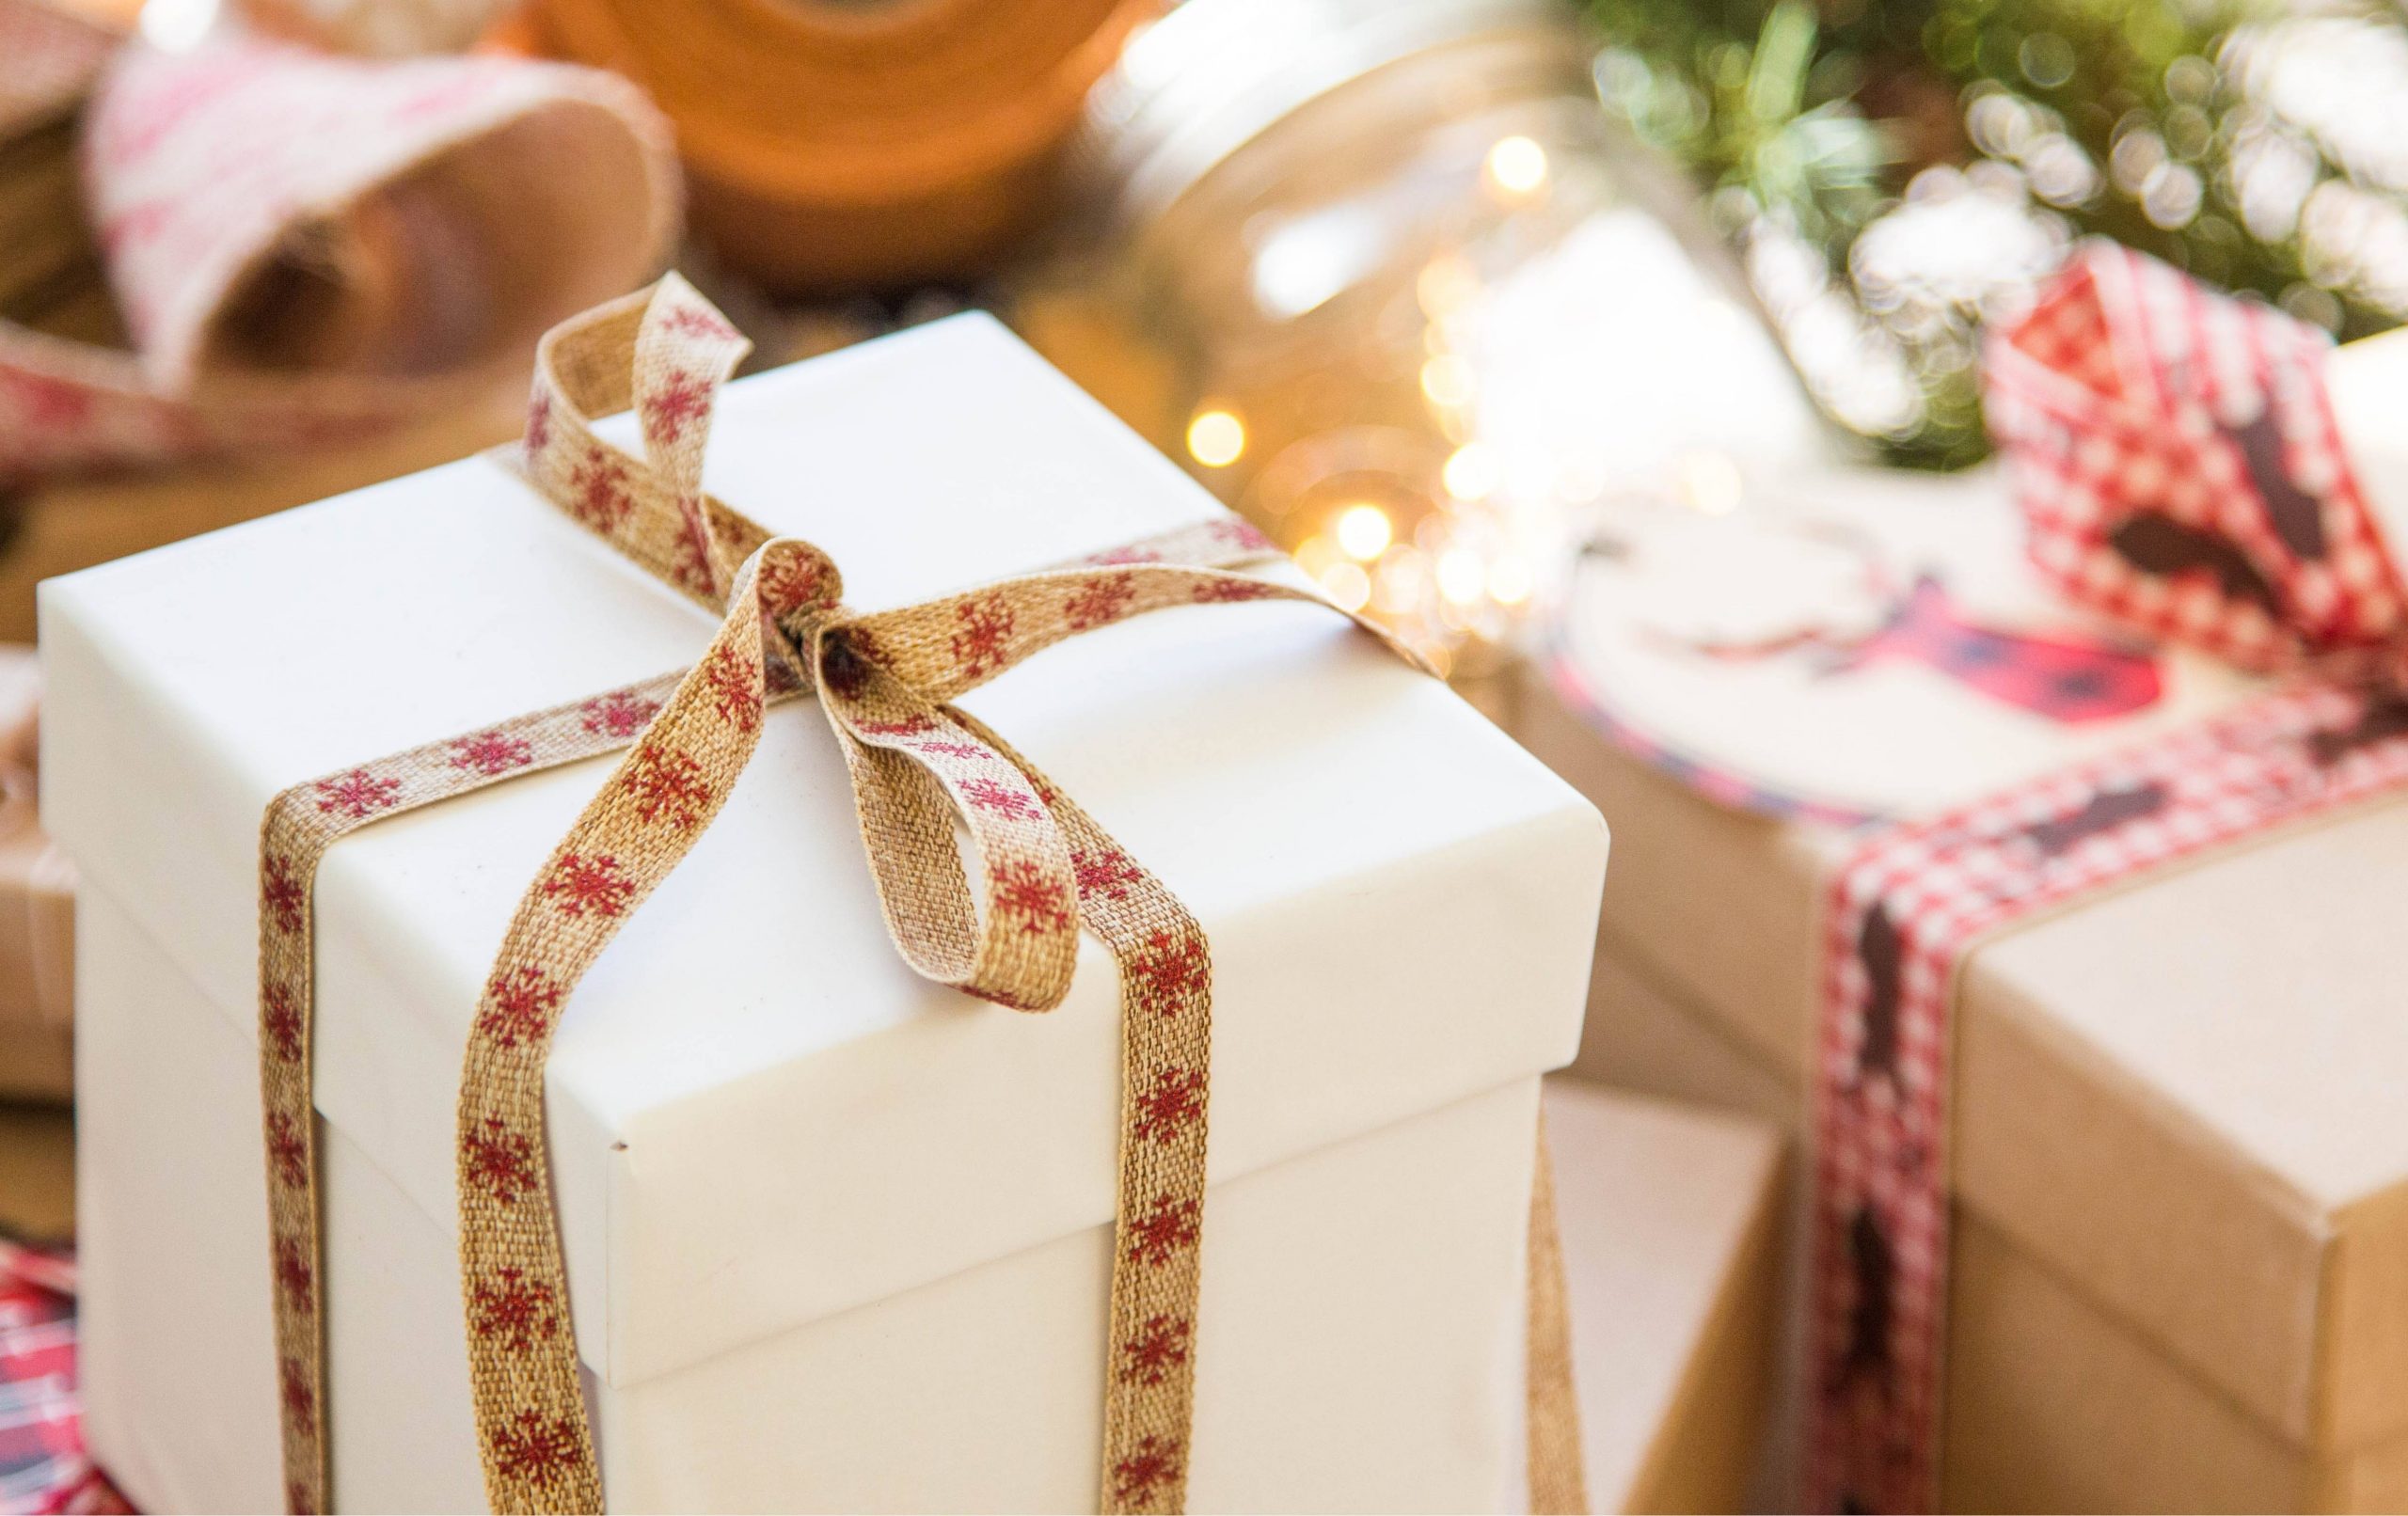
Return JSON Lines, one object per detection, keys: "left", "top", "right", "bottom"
{"left": 43, "top": 315, "right": 1608, "bottom": 1512}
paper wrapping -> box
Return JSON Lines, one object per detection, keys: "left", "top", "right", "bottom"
{"left": 1572, "top": 935, "right": 2408, "bottom": 1512}
{"left": 1517, "top": 449, "right": 2408, "bottom": 1502}
{"left": 49, "top": 315, "right": 1607, "bottom": 1508}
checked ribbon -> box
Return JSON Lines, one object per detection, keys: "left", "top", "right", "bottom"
{"left": 1804, "top": 241, "right": 2408, "bottom": 1513}
{"left": 255, "top": 276, "right": 1589, "bottom": 1514}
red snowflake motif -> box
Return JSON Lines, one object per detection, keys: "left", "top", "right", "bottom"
{"left": 1208, "top": 519, "right": 1273, "bottom": 551}
{"left": 567, "top": 447, "right": 631, "bottom": 532}
{"left": 949, "top": 594, "right": 1017, "bottom": 679}
{"left": 1065, "top": 573, "right": 1138, "bottom": 630}
{"left": 1073, "top": 846, "right": 1141, "bottom": 901}
{"left": 961, "top": 777, "right": 1040, "bottom": 820}
{"left": 314, "top": 767, "right": 401, "bottom": 819}
{"left": 1192, "top": 577, "right": 1277, "bottom": 603}
{"left": 1132, "top": 1066, "right": 1206, "bottom": 1144}
{"left": 273, "top": 1234, "right": 314, "bottom": 1314}
{"left": 1118, "top": 1314, "right": 1193, "bottom": 1386}
{"left": 263, "top": 984, "right": 303, "bottom": 1064}
{"left": 263, "top": 855, "right": 306, "bottom": 934}
{"left": 758, "top": 550, "right": 829, "bottom": 620}
{"left": 463, "top": 1116, "right": 538, "bottom": 1206}
{"left": 1125, "top": 1193, "right": 1201, "bottom": 1267}
{"left": 1112, "top": 1435, "right": 1185, "bottom": 1507}
{"left": 279, "top": 1357, "right": 317, "bottom": 1436}
{"left": 990, "top": 860, "right": 1073, "bottom": 934}
{"left": 525, "top": 387, "right": 553, "bottom": 456}
{"left": 704, "top": 642, "right": 763, "bottom": 734}
{"left": 477, "top": 966, "right": 564, "bottom": 1051}
{"left": 1128, "top": 928, "right": 1209, "bottom": 1017}
{"left": 490, "top": 1410, "right": 582, "bottom": 1492}
{"left": 624, "top": 741, "right": 713, "bottom": 831}
{"left": 580, "top": 689, "right": 661, "bottom": 738}
{"left": 450, "top": 730, "right": 533, "bottom": 777}
{"left": 470, "top": 1267, "right": 559, "bottom": 1353}
{"left": 661, "top": 305, "right": 737, "bottom": 340}
{"left": 858, "top": 715, "right": 936, "bottom": 738}
{"left": 641, "top": 371, "right": 712, "bottom": 445}
{"left": 544, "top": 853, "right": 633, "bottom": 919}
{"left": 916, "top": 739, "right": 990, "bottom": 760}
{"left": 267, "top": 1112, "right": 308, "bottom": 1189}
{"left": 1087, "top": 545, "right": 1164, "bottom": 567}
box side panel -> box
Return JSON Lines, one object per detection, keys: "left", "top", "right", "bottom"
{"left": 1956, "top": 971, "right": 2326, "bottom": 1444}
{"left": 2326, "top": 1179, "right": 2408, "bottom": 1449}
{"left": 75, "top": 886, "right": 283, "bottom": 1515}
{"left": 596, "top": 1078, "right": 1544, "bottom": 1514}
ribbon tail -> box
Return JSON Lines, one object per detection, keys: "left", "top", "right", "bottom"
{"left": 1525, "top": 1111, "right": 1589, "bottom": 1516}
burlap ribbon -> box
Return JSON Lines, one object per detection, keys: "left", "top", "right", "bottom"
{"left": 1803, "top": 242, "right": 2408, "bottom": 1512}
{"left": 0, "top": 0, "right": 677, "bottom": 482}
{"left": 256, "top": 276, "right": 1588, "bottom": 1514}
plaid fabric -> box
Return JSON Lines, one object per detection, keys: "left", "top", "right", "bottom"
{"left": 1985, "top": 241, "right": 2408, "bottom": 668}
{"left": 1805, "top": 243, "right": 2408, "bottom": 1513}
{"left": 0, "top": 1241, "right": 125, "bottom": 1516}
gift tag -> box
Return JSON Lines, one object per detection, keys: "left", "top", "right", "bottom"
{"left": 1540, "top": 465, "right": 2264, "bottom": 822}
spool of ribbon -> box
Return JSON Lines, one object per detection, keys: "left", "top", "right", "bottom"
{"left": 522, "top": 0, "right": 1154, "bottom": 293}
{"left": 0, "top": 0, "right": 680, "bottom": 482}
{"left": 1803, "top": 241, "right": 2408, "bottom": 1512}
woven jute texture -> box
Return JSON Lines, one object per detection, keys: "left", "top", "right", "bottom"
{"left": 254, "top": 276, "right": 1589, "bottom": 1514}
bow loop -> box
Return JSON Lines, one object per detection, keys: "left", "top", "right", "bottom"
{"left": 1987, "top": 241, "right": 2408, "bottom": 671}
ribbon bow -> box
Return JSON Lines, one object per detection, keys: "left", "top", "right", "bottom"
{"left": 255, "top": 276, "right": 1588, "bottom": 1515}
{"left": 1986, "top": 240, "right": 2408, "bottom": 671}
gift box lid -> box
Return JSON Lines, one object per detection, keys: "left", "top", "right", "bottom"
{"left": 40, "top": 313, "right": 1607, "bottom": 1389}
{"left": 1515, "top": 452, "right": 2408, "bottom": 1457}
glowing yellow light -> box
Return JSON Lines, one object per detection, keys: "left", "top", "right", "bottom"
{"left": 1436, "top": 548, "right": 1486, "bottom": 606}
{"left": 1318, "top": 561, "right": 1372, "bottom": 612}
{"left": 1185, "top": 410, "right": 1245, "bottom": 468}
{"left": 1443, "top": 443, "right": 1499, "bottom": 501}
{"left": 1334, "top": 503, "right": 1393, "bottom": 561}
{"left": 1486, "top": 135, "right": 1549, "bottom": 196}
{"left": 1488, "top": 556, "right": 1533, "bottom": 607}
{"left": 1420, "top": 355, "right": 1474, "bottom": 408}
{"left": 1673, "top": 450, "right": 1743, "bottom": 515}
{"left": 1418, "top": 255, "right": 1480, "bottom": 318}
{"left": 1293, "top": 534, "right": 1342, "bottom": 577}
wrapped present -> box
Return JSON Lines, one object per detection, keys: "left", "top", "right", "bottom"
{"left": 1513, "top": 243, "right": 2408, "bottom": 1511}
{"left": 1539, "top": 1080, "right": 1784, "bottom": 1516}
{"left": 46, "top": 283, "right": 1608, "bottom": 1511}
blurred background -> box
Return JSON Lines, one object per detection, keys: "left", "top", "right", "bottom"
{"left": 9, "top": 0, "right": 2408, "bottom": 684}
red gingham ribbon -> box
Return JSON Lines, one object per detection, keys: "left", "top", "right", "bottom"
{"left": 1805, "top": 242, "right": 2408, "bottom": 1512}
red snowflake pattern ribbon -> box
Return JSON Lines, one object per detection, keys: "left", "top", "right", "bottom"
{"left": 254, "top": 277, "right": 1591, "bottom": 1514}
{"left": 1804, "top": 242, "right": 2408, "bottom": 1512}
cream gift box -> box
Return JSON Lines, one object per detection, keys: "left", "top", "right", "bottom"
{"left": 1538, "top": 1080, "right": 1782, "bottom": 1516}
{"left": 1515, "top": 422, "right": 2408, "bottom": 1508}
{"left": 43, "top": 313, "right": 1608, "bottom": 1512}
